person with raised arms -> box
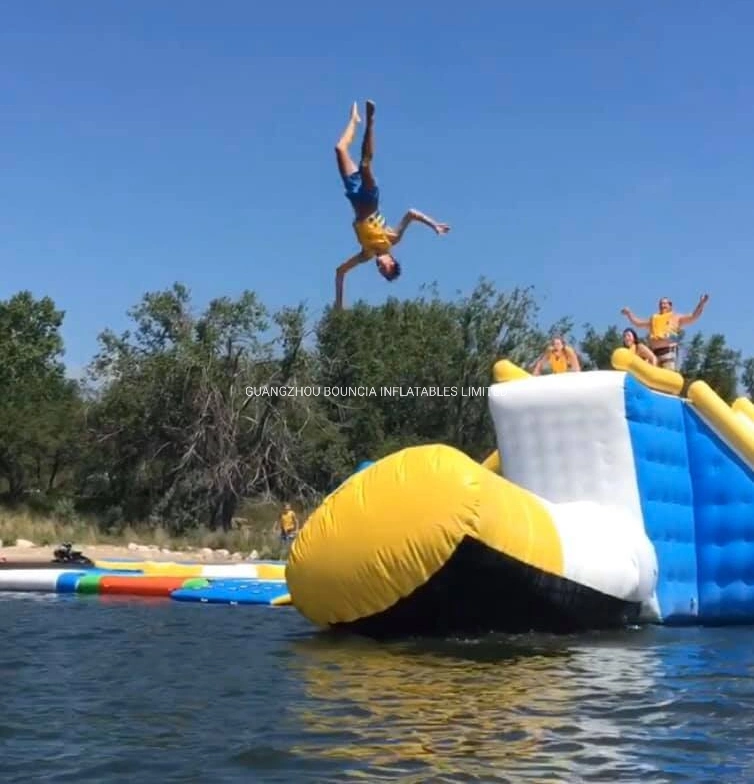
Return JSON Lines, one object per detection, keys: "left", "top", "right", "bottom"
{"left": 333, "top": 100, "right": 450, "bottom": 309}
{"left": 621, "top": 294, "right": 709, "bottom": 370}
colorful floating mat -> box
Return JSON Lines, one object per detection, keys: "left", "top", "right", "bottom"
{"left": 0, "top": 562, "right": 289, "bottom": 606}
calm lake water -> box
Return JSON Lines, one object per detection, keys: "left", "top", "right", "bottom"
{"left": 2, "top": 593, "right": 754, "bottom": 783}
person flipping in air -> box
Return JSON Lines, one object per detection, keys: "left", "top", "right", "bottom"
{"left": 334, "top": 100, "right": 450, "bottom": 309}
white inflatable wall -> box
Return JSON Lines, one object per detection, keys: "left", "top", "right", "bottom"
{"left": 488, "top": 371, "right": 643, "bottom": 525}
{"left": 488, "top": 371, "right": 659, "bottom": 608}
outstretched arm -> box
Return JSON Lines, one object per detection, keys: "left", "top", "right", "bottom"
{"left": 335, "top": 250, "right": 370, "bottom": 310}
{"left": 531, "top": 352, "right": 547, "bottom": 376}
{"left": 620, "top": 307, "right": 650, "bottom": 329}
{"left": 389, "top": 209, "right": 450, "bottom": 245}
{"left": 678, "top": 293, "right": 709, "bottom": 327}
{"left": 637, "top": 343, "right": 658, "bottom": 365}
{"left": 566, "top": 346, "right": 581, "bottom": 371}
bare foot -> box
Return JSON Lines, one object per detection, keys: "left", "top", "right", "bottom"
{"left": 366, "top": 99, "right": 375, "bottom": 121}
{"left": 350, "top": 101, "right": 361, "bottom": 124}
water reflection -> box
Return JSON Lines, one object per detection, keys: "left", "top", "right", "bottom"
{"left": 286, "top": 629, "right": 672, "bottom": 782}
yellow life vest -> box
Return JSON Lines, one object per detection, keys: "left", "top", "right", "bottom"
{"left": 650, "top": 312, "right": 677, "bottom": 341}
{"left": 279, "top": 511, "right": 296, "bottom": 534}
{"left": 549, "top": 351, "right": 569, "bottom": 373}
{"left": 353, "top": 211, "right": 392, "bottom": 255}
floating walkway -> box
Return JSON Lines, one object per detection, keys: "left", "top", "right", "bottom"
{"left": 0, "top": 561, "right": 290, "bottom": 606}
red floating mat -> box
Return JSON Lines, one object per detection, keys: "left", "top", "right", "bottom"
{"left": 97, "top": 575, "right": 189, "bottom": 597}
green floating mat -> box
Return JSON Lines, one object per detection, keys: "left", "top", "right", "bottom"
{"left": 181, "top": 577, "right": 211, "bottom": 589}
{"left": 76, "top": 574, "right": 103, "bottom": 594}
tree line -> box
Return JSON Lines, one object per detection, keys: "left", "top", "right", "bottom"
{"left": 1, "top": 281, "right": 751, "bottom": 533}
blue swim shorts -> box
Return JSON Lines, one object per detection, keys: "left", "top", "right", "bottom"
{"left": 342, "top": 167, "right": 379, "bottom": 209}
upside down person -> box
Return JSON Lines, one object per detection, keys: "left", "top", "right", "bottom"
{"left": 334, "top": 100, "right": 450, "bottom": 309}
{"left": 621, "top": 294, "right": 709, "bottom": 370}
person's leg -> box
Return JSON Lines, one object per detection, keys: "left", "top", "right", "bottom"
{"left": 335, "top": 101, "right": 361, "bottom": 179}
{"left": 359, "top": 100, "right": 377, "bottom": 192}
{"left": 654, "top": 345, "right": 677, "bottom": 370}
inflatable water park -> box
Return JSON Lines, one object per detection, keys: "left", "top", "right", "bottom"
{"left": 286, "top": 347, "right": 754, "bottom": 637}
{"left": 5, "top": 347, "right": 754, "bottom": 638}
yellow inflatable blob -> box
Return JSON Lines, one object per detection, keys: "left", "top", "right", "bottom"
{"left": 286, "top": 443, "right": 567, "bottom": 637}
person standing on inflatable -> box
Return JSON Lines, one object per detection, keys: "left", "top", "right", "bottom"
{"left": 620, "top": 294, "right": 709, "bottom": 370}
{"left": 334, "top": 100, "right": 450, "bottom": 309}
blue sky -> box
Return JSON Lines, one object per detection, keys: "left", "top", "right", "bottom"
{"left": 2, "top": 1, "right": 754, "bottom": 375}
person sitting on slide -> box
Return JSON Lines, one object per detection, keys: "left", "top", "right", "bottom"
{"left": 622, "top": 328, "right": 658, "bottom": 365}
{"left": 334, "top": 100, "right": 450, "bottom": 309}
{"left": 532, "top": 336, "right": 581, "bottom": 375}
{"left": 620, "top": 294, "right": 709, "bottom": 371}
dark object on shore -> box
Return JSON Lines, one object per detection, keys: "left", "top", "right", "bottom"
{"left": 52, "top": 542, "right": 94, "bottom": 567}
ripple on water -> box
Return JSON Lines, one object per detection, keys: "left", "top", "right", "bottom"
{"left": 2, "top": 597, "right": 754, "bottom": 782}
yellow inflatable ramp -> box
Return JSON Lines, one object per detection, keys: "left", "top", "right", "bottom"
{"left": 286, "top": 444, "right": 649, "bottom": 637}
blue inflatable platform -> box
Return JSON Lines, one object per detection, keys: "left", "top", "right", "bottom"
{"left": 170, "top": 578, "right": 291, "bottom": 606}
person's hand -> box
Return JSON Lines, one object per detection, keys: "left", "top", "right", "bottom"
{"left": 699, "top": 293, "right": 709, "bottom": 305}
{"left": 620, "top": 307, "right": 630, "bottom": 316}
{"left": 433, "top": 222, "right": 450, "bottom": 235}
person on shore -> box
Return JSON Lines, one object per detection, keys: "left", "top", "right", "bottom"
{"left": 621, "top": 294, "right": 709, "bottom": 370}
{"left": 277, "top": 503, "right": 298, "bottom": 545}
{"left": 334, "top": 99, "right": 450, "bottom": 309}
{"left": 532, "top": 336, "right": 581, "bottom": 375}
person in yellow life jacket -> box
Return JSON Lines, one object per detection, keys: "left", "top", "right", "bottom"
{"left": 622, "top": 328, "right": 658, "bottom": 365}
{"left": 334, "top": 100, "right": 450, "bottom": 309}
{"left": 278, "top": 503, "right": 298, "bottom": 544}
{"left": 532, "top": 336, "right": 581, "bottom": 375}
{"left": 621, "top": 293, "right": 709, "bottom": 370}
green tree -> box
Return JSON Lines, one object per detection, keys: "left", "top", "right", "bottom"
{"left": 86, "top": 284, "right": 343, "bottom": 531}
{"left": 680, "top": 333, "right": 741, "bottom": 403}
{"left": 579, "top": 324, "right": 624, "bottom": 370}
{"left": 741, "top": 357, "right": 754, "bottom": 401}
{"left": 315, "top": 279, "right": 561, "bottom": 462}
{"left": 0, "top": 292, "right": 84, "bottom": 500}
{"left": 10, "top": 278, "right": 754, "bottom": 539}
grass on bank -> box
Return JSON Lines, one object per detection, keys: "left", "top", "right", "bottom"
{"left": 0, "top": 499, "right": 310, "bottom": 561}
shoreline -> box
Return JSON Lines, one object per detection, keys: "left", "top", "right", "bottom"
{"left": 0, "top": 540, "right": 264, "bottom": 564}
